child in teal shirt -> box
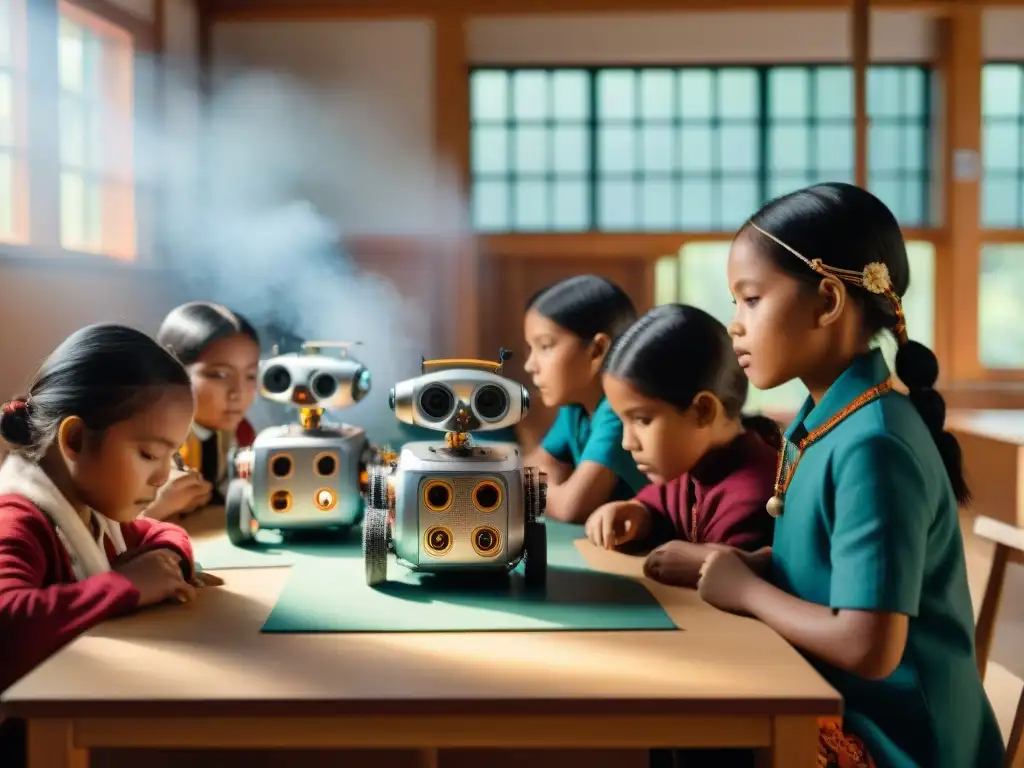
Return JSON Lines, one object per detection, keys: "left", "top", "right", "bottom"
{"left": 696, "top": 183, "right": 1004, "bottom": 768}
{"left": 523, "top": 275, "right": 649, "bottom": 523}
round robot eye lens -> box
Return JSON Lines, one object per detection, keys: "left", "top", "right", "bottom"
{"left": 474, "top": 384, "right": 508, "bottom": 421}
{"left": 262, "top": 365, "right": 292, "bottom": 394}
{"left": 419, "top": 385, "right": 455, "bottom": 420}
{"left": 311, "top": 372, "right": 338, "bottom": 399}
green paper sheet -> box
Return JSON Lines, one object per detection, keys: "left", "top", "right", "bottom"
{"left": 261, "top": 523, "right": 677, "bottom": 633}
{"left": 192, "top": 528, "right": 360, "bottom": 570}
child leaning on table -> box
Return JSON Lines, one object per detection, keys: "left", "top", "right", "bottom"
{"left": 584, "top": 304, "right": 779, "bottom": 588}
{"left": 0, "top": 324, "right": 221, "bottom": 703}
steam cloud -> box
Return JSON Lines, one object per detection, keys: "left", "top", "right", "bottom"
{"left": 134, "top": 53, "right": 465, "bottom": 437}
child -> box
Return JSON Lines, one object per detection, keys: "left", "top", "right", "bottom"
{"left": 696, "top": 182, "right": 1004, "bottom": 767}
{"left": 0, "top": 324, "right": 211, "bottom": 698}
{"left": 147, "top": 301, "right": 260, "bottom": 519}
{"left": 584, "top": 304, "right": 779, "bottom": 588}
{"left": 523, "top": 275, "right": 650, "bottom": 523}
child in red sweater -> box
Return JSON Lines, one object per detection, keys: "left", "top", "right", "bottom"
{"left": 0, "top": 324, "right": 213, "bottom": 714}
{"left": 585, "top": 304, "right": 779, "bottom": 588}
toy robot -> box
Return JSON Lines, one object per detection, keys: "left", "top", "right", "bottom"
{"left": 225, "top": 341, "right": 373, "bottom": 546}
{"left": 362, "top": 349, "right": 548, "bottom": 588}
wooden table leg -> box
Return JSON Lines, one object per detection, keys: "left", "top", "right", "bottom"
{"left": 28, "top": 719, "right": 88, "bottom": 768}
{"left": 755, "top": 716, "right": 819, "bottom": 768}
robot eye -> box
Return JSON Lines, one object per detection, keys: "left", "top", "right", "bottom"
{"left": 418, "top": 384, "right": 455, "bottom": 421}
{"left": 262, "top": 364, "right": 292, "bottom": 394}
{"left": 310, "top": 372, "right": 338, "bottom": 400}
{"left": 473, "top": 384, "right": 508, "bottom": 422}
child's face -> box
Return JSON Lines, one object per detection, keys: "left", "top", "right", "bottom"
{"left": 523, "top": 309, "right": 602, "bottom": 408}
{"left": 727, "top": 234, "right": 828, "bottom": 391}
{"left": 188, "top": 333, "right": 260, "bottom": 432}
{"left": 69, "top": 386, "right": 195, "bottom": 523}
{"left": 603, "top": 374, "right": 713, "bottom": 484}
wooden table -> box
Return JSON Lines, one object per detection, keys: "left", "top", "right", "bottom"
{"left": 2, "top": 508, "right": 841, "bottom": 768}
{"left": 948, "top": 410, "right": 1024, "bottom": 528}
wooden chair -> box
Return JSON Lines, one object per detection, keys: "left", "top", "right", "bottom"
{"left": 973, "top": 515, "right": 1024, "bottom": 767}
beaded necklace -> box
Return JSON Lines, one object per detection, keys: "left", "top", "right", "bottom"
{"left": 766, "top": 378, "right": 894, "bottom": 518}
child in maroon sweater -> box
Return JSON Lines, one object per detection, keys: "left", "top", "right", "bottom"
{"left": 585, "top": 304, "right": 779, "bottom": 588}
{"left": 0, "top": 324, "right": 218, "bottom": 762}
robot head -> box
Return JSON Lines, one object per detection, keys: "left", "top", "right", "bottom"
{"left": 388, "top": 350, "right": 529, "bottom": 433}
{"left": 259, "top": 341, "right": 371, "bottom": 411}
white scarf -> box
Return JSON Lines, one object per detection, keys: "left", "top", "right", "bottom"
{"left": 0, "top": 453, "right": 127, "bottom": 580}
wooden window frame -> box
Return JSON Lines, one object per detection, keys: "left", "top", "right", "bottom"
{"left": 0, "top": 0, "right": 30, "bottom": 245}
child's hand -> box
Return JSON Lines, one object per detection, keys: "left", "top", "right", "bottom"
{"left": 642, "top": 541, "right": 715, "bottom": 588}
{"left": 584, "top": 501, "right": 651, "bottom": 550}
{"left": 114, "top": 548, "right": 196, "bottom": 607}
{"left": 697, "top": 549, "right": 757, "bottom": 615}
{"left": 146, "top": 474, "right": 214, "bottom": 520}
{"left": 191, "top": 571, "right": 224, "bottom": 588}
{"left": 735, "top": 546, "right": 773, "bottom": 577}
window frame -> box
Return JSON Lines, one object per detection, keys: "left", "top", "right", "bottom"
{"left": 469, "top": 61, "right": 935, "bottom": 235}
{"left": 0, "top": 0, "right": 29, "bottom": 245}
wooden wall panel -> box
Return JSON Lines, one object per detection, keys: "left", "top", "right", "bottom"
{"left": 481, "top": 253, "right": 654, "bottom": 452}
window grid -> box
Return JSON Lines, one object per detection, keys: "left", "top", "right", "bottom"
{"left": 470, "top": 65, "right": 933, "bottom": 234}
{"left": 982, "top": 62, "right": 1024, "bottom": 229}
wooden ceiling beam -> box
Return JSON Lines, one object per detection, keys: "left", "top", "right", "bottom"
{"left": 203, "top": 0, "right": 986, "bottom": 22}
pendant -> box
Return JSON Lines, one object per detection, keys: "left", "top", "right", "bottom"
{"left": 766, "top": 495, "right": 784, "bottom": 518}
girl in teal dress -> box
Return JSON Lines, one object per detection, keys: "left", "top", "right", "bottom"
{"left": 696, "top": 183, "right": 1005, "bottom": 768}
{"left": 523, "top": 275, "right": 649, "bottom": 523}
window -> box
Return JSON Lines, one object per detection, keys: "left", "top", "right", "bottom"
{"left": 0, "top": 0, "right": 27, "bottom": 243}
{"left": 470, "top": 65, "right": 932, "bottom": 233}
{"left": 655, "top": 240, "right": 936, "bottom": 413}
{"left": 58, "top": 1, "right": 135, "bottom": 259}
{"left": 981, "top": 63, "right": 1024, "bottom": 229}
{"left": 978, "top": 244, "right": 1024, "bottom": 368}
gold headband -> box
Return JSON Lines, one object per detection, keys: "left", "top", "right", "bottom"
{"left": 749, "top": 224, "right": 908, "bottom": 345}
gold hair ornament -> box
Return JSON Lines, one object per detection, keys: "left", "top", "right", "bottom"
{"left": 748, "top": 223, "right": 908, "bottom": 345}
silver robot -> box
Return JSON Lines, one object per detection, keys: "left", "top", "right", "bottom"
{"left": 225, "top": 341, "right": 373, "bottom": 546}
{"left": 362, "top": 349, "right": 548, "bottom": 588}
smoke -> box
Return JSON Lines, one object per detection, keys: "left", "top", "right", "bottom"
{"left": 130, "top": 52, "right": 467, "bottom": 435}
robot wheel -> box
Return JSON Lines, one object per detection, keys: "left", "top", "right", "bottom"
{"left": 225, "top": 478, "right": 257, "bottom": 548}
{"left": 363, "top": 464, "right": 391, "bottom": 587}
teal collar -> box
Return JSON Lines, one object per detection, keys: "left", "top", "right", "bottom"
{"left": 784, "top": 348, "right": 891, "bottom": 443}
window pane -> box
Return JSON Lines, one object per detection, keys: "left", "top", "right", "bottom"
{"left": 678, "top": 242, "right": 810, "bottom": 412}
{"left": 513, "top": 127, "right": 547, "bottom": 174}
{"left": 597, "top": 69, "right": 635, "bottom": 121}
{"left": 718, "top": 69, "right": 758, "bottom": 119}
{"left": 472, "top": 126, "right": 508, "bottom": 175}
{"left": 769, "top": 125, "right": 809, "bottom": 172}
{"left": 0, "top": 150, "right": 11, "bottom": 238}
{"left": 59, "top": 17, "right": 85, "bottom": 93}
{"left": 60, "top": 170, "right": 86, "bottom": 248}
{"left": 869, "top": 124, "right": 903, "bottom": 172}
{"left": 641, "top": 125, "right": 673, "bottom": 173}
{"left": 897, "top": 182, "right": 925, "bottom": 228}
{"left": 471, "top": 71, "right": 508, "bottom": 122}
{"left": 512, "top": 71, "right": 547, "bottom": 121}
{"left": 768, "top": 68, "right": 808, "bottom": 119}
{"left": 513, "top": 180, "right": 547, "bottom": 230}
{"left": 901, "top": 69, "right": 925, "bottom": 118}
{"left": 472, "top": 180, "right": 509, "bottom": 231}
{"left": 679, "top": 179, "right": 713, "bottom": 231}
{"left": 815, "top": 125, "right": 853, "bottom": 174}
{"left": 59, "top": 94, "right": 87, "bottom": 169}
{"left": 720, "top": 178, "right": 759, "bottom": 231}
{"left": 679, "top": 125, "right": 713, "bottom": 173}
{"left": 979, "top": 245, "right": 1024, "bottom": 368}
{"left": 598, "top": 126, "right": 635, "bottom": 174}
{"left": 551, "top": 180, "right": 587, "bottom": 231}
{"left": 0, "top": 0, "right": 10, "bottom": 67}
{"left": 982, "top": 64, "right": 1023, "bottom": 118}
{"left": 598, "top": 179, "right": 636, "bottom": 230}
{"left": 868, "top": 67, "right": 902, "bottom": 118}
{"left": 552, "top": 126, "right": 588, "bottom": 175}
{"left": 983, "top": 122, "right": 1020, "bottom": 172}
{"left": 640, "top": 70, "right": 674, "bottom": 120}
{"left": 0, "top": 70, "right": 10, "bottom": 147}
{"left": 654, "top": 254, "right": 679, "bottom": 306}
{"left": 816, "top": 67, "right": 852, "bottom": 119}
{"left": 981, "top": 177, "right": 1021, "bottom": 229}
{"left": 768, "top": 173, "right": 808, "bottom": 199}
{"left": 679, "top": 70, "right": 713, "bottom": 119}
{"left": 640, "top": 179, "right": 674, "bottom": 230}
{"left": 869, "top": 177, "right": 901, "bottom": 221}
{"left": 719, "top": 124, "right": 758, "bottom": 172}
{"left": 551, "top": 70, "right": 588, "bottom": 120}
{"left": 901, "top": 124, "right": 927, "bottom": 172}
{"left": 873, "top": 241, "right": 935, "bottom": 370}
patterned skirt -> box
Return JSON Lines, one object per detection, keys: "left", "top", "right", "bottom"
{"left": 819, "top": 718, "right": 877, "bottom": 768}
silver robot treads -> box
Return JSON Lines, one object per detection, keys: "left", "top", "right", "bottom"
{"left": 363, "top": 349, "right": 548, "bottom": 588}
{"left": 225, "top": 341, "right": 373, "bottom": 546}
